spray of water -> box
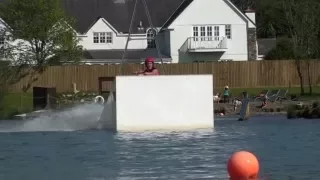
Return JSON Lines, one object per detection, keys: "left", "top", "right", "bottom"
{"left": 0, "top": 103, "right": 105, "bottom": 132}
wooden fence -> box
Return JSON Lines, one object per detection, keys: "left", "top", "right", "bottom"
{"left": 9, "top": 60, "right": 320, "bottom": 93}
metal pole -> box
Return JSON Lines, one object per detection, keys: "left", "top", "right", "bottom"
{"left": 121, "top": 0, "right": 138, "bottom": 75}
{"left": 141, "top": 0, "right": 165, "bottom": 74}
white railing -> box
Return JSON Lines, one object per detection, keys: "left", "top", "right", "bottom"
{"left": 187, "top": 36, "right": 227, "bottom": 50}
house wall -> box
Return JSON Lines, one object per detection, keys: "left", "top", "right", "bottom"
{"left": 168, "top": 0, "right": 250, "bottom": 63}
{"left": 154, "top": 31, "right": 171, "bottom": 57}
{"left": 163, "top": 31, "right": 171, "bottom": 56}
{"left": 79, "top": 18, "right": 148, "bottom": 50}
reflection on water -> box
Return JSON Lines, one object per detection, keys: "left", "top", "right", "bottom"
{"left": 0, "top": 116, "right": 320, "bottom": 179}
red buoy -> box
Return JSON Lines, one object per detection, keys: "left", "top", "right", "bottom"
{"left": 227, "top": 151, "right": 259, "bottom": 180}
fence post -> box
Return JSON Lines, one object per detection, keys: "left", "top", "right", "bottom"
{"left": 45, "top": 94, "right": 51, "bottom": 109}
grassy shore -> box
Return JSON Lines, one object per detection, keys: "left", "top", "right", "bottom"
{"left": 215, "top": 86, "right": 320, "bottom": 117}
{"left": 215, "top": 86, "right": 320, "bottom": 101}
{"left": 0, "top": 93, "right": 33, "bottom": 119}
{"left": 1, "top": 86, "right": 320, "bottom": 120}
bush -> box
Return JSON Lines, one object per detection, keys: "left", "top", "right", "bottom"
{"left": 302, "top": 107, "right": 311, "bottom": 119}
{"left": 287, "top": 105, "right": 298, "bottom": 119}
{"left": 310, "top": 108, "right": 320, "bottom": 118}
{"left": 286, "top": 102, "right": 320, "bottom": 119}
{"left": 264, "top": 37, "right": 294, "bottom": 60}
{"left": 312, "top": 101, "right": 319, "bottom": 108}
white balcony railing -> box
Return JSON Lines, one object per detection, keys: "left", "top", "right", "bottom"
{"left": 187, "top": 36, "right": 227, "bottom": 51}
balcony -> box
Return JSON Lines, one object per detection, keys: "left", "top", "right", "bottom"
{"left": 187, "top": 36, "right": 227, "bottom": 52}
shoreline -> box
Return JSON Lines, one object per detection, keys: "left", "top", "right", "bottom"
{"left": 214, "top": 101, "right": 292, "bottom": 117}
{"left": 215, "top": 111, "right": 287, "bottom": 119}
{"left": 0, "top": 99, "right": 312, "bottom": 121}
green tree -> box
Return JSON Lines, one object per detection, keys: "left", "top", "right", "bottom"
{"left": 282, "top": 0, "right": 320, "bottom": 95}
{"left": 256, "top": 0, "right": 289, "bottom": 38}
{"left": 0, "top": 0, "right": 82, "bottom": 91}
{"left": 264, "top": 37, "right": 294, "bottom": 60}
{"left": 230, "top": 0, "right": 289, "bottom": 38}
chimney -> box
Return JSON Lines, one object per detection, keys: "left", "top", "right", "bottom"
{"left": 245, "top": 7, "right": 257, "bottom": 60}
{"left": 245, "top": 7, "right": 255, "bottom": 24}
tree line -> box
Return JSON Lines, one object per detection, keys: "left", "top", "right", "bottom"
{"left": 0, "top": 0, "right": 82, "bottom": 94}
{"left": 232, "top": 0, "right": 320, "bottom": 95}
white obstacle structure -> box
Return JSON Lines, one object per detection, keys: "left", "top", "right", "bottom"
{"left": 99, "top": 75, "right": 214, "bottom": 132}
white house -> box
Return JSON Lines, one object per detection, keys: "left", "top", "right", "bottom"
{"left": 60, "top": 0, "right": 258, "bottom": 64}
{"left": 1, "top": 0, "right": 259, "bottom": 64}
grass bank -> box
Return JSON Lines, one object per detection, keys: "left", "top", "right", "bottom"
{"left": 0, "top": 93, "right": 33, "bottom": 120}
{"left": 215, "top": 86, "right": 320, "bottom": 101}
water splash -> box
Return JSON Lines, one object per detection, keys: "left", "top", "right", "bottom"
{"left": 98, "top": 92, "right": 116, "bottom": 130}
{"left": 0, "top": 103, "right": 105, "bottom": 132}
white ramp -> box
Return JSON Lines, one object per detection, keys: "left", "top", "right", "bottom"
{"left": 99, "top": 75, "right": 214, "bottom": 132}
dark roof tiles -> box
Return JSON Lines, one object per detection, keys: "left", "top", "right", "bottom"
{"left": 61, "top": 0, "right": 186, "bottom": 34}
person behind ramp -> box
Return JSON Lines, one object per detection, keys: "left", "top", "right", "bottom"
{"left": 134, "top": 57, "right": 160, "bottom": 76}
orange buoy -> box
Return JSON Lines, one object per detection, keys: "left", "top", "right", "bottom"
{"left": 227, "top": 151, "right": 259, "bottom": 180}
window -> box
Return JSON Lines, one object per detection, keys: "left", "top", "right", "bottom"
{"left": 93, "top": 32, "right": 99, "bottom": 43}
{"left": 147, "top": 28, "right": 156, "bottom": 48}
{"left": 207, "top": 26, "right": 212, "bottom": 41}
{"left": 200, "top": 26, "right": 205, "bottom": 41}
{"left": 99, "top": 32, "right": 106, "bottom": 43}
{"left": 214, "top": 26, "right": 220, "bottom": 41}
{"left": 193, "top": 26, "right": 199, "bottom": 41}
{"left": 193, "top": 26, "right": 219, "bottom": 41}
{"left": 225, "top": 25, "right": 231, "bottom": 39}
{"left": 106, "top": 32, "right": 112, "bottom": 43}
{"left": 93, "top": 32, "right": 113, "bottom": 44}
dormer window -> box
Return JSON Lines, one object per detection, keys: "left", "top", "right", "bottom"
{"left": 146, "top": 28, "right": 157, "bottom": 48}
{"left": 93, "top": 32, "right": 113, "bottom": 44}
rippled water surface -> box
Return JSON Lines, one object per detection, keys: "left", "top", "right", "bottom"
{"left": 0, "top": 115, "right": 320, "bottom": 180}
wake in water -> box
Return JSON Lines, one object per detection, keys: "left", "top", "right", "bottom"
{"left": 0, "top": 103, "right": 105, "bottom": 132}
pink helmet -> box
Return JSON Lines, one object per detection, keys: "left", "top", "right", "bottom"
{"left": 145, "top": 57, "right": 155, "bottom": 63}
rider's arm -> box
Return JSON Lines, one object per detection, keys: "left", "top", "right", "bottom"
{"left": 133, "top": 70, "right": 144, "bottom": 75}
{"left": 143, "top": 69, "right": 159, "bottom": 75}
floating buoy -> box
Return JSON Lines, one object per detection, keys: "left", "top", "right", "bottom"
{"left": 94, "top": 95, "right": 105, "bottom": 104}
{"left": 227, "top": 151, "right": 259, "bottom": 180}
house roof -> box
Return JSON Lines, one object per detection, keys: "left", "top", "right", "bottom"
{"left": 61, "top": 0, "right": 186, "bottom": 34}
{"left": 161, "top": 0, "right": 256, "bottom": 29}
{"left": 257, "top": 38, "right": 277, "bottom": 55}
{"left": 83, "top": 49, "right": 171, "bottom": 64}
{"left": 161, "top": 0, "right": 193, "bottom": 29}
{"left": 0, "top": 0, "right": 255, "bottom": 34}
{"left": 0, "top": 18, "right": 8, "bottom": 28}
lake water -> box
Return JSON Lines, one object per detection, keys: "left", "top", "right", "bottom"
{"left": 0, "top": 108, "right": 320, "bottom": 179}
